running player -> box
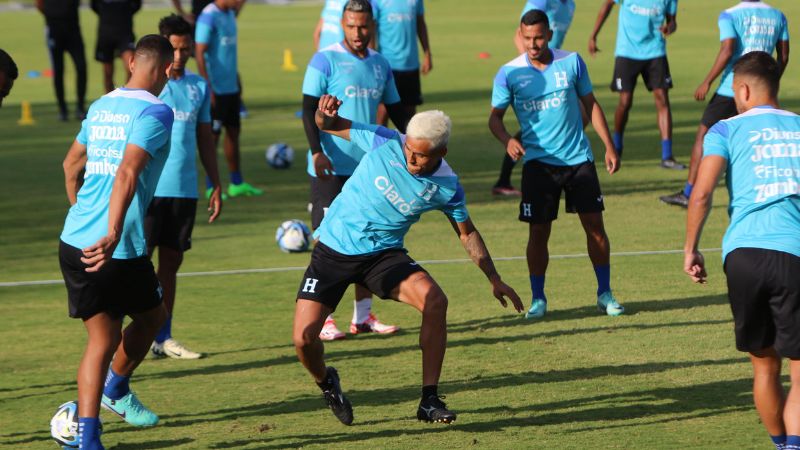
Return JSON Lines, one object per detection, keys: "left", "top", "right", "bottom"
{"left": 588, "top": 0, "right": 683, "bottom": 169}
{"left": 684, "top": 51, "right": 800, "bottom": 450}
{"left": 489, "top": 10, "right": 623, "bottom": 320}
{"left": 196, "top": 0, "right": 262, "bottom": 198}
{"left": 36, "top": 0, "right": 88, "bottom": 121}
{"left": 495, "top": 0, "right": 577, "bottom": 197}
{"left": 314, "top": 0, "right": 345, "bottom": 50}
{"left": 59, "top": 35, "right": 174, "bottom": 449}
{"left": 294, "top": 94, "right": 523, "bottom": 425}
{"left": 91, "top": 0, "right": 141, "bottom": 93}
{"left": 302, "top": 0, "right": 408, "bottom": 340}
{"left": 0, "top": 49, "right": 17, "bottom": 108}
{"left": 660, "top": 0, "right": 789, "bottom": 208}
{"left": 146, "top": 14, "right": 223, "bottom": 360}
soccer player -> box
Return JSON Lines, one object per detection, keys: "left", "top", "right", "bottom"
{"left": 588, "top": 0, "right": 683, "bottom": 169}
{"left": 59, "top": 35, "right": 174, "bottom": 449}
{"left": 294, "top": 94, "right": 523, "bottom": 425}
{"left": 91, "top": 0, "right": 141, "bottom": 94}
{"left": 36, "top": 0, "right": 88, "bottom": 121}
{"left": 660, "top": 0, "right": 789, "bottom": 208}
{"left": 196, "top": 0, "right": 262, "bottom": 198}
{"left": 495, "top": 0, "right": 577, "bottom": 197}
{"left": 145, "top": 14, "right": 223, "bottom": 360}
{"left": 373, "top": 0, "right": 432, "bottom": 118}
{"left": 489, "top": 10, "right": 623, "bottom": 320}
{"left": 302, "top": 0, "right": 409, "bottom": 340}
{"left": 313, "top": 0, "right": 345, "bottom": 50}
{"left": 0, "top": 48, "right": 17, "bottom": 108}
{"left": 684, "top": 51, "right": 800, "bottom": 450}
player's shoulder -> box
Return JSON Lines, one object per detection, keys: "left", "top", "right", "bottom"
{"left": 501, "top": 53, "right": 529, "bottom": 70}
{"left": 427, "top": 158, "right": 460, "bottom": 185}
{"left": 200, "top": 2, "right": 220, "bottom": 15}
{"left": 183, "top": 70, "right": 208, "bottom": 88}
{"left": 552, "top": 48, "right": 580, "bottom": 63}
{"left": 367, "top": 48, "right": 392, "bottom": 67}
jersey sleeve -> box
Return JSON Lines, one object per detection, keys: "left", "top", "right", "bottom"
{"left": 302, "top": 52, "right": 331, "bottom": 97}
{"left": 349, "top": 122, "right": 399, "bottom": 152}
{"left": 666, "top": 0, "right": 677, "bottom": 16}
{"left": 521, "top": 0, "right": 546, "bottom": 18}
{"left": 718, "top": 12, "right": 736, "bottom": 41}
{"left": 780, "top": 13, "right": 790, "bottom": 41}
{"left": 575, "top": 54, "right": 593, "bottom": 97}
{"left": 128, "top": 105, "right": 174, "bottom": 157}
{"left": 76, "top": 118, "right": 88, "bottom": 145}
{"left": 491, "top": 68, "right": 512, "bottom": 109}
{"left": 198, "top": 81, "right": 212, "bottom": 123}
{"left": 195, "top": 12, "right": 213, "bottom": 45}
{"left": 417, "top": 0, "right": 425, "bottom": 15}
{"left": 382, "top": 69, "right": 402, "bottom": 104}
{"left": 702, "top": 121, "right": 730, "bottom": 160}
{"left": 440, "top": 183, "right": 469, "bottom": 223}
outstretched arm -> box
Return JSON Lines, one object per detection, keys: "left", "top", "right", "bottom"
{"left": 588, "top": 0, "right": 615, "bottom": 57}
{"left": 448, "top": 217, "right": 523, "bottom": 312}
{"left": 684, "top": 155, "right": 726, "bottom": 284}
{"left": 315, "top": 94, "right": 353, "bottom": 141}
{"left": 695, "top": 39, "right": 735, "bottom": 101}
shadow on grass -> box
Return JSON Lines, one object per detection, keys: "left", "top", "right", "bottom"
{"left": 113, "top": 437, "right": 195, "bottom": 449}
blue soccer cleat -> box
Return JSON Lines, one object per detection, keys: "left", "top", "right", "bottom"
{"left": 597, "top": 291, "right": 624, "bottom": 316}
{"left": 101, "top": 391, "right": 159, "bottom": 427}
{"left": 525, "top": 298, "right": 547, "bottom": 320}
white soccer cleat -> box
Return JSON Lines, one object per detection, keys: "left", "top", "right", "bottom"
{"left": 161, "top": 338, "right": 203, "bottom": 360}
{"left": 350, "top": 313, "right": 399, "bottom": 335}
{"left": 149, "top": 342, "right": 166, "bottom": 359}
{"left": 320, "top": 318, "right": 346, "bottom": 341}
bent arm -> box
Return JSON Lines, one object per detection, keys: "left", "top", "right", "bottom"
{"left": 702, "top": 39, "right": 735, "bottom": 87}
{"left": 63, "top": 140, "right": 87, "bottom": 206}
{"left": 777, "top": 40, "right": 790, "bottom": 77}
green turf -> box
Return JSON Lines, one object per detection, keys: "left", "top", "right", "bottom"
{"left": 2, "top": 1, "right": 799, "bottom": 448}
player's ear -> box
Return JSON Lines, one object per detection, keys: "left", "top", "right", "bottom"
{"left": 547, "top": 28, "right": 553, "bottom": 42}
{"left": 439, "top": 146, "right": 448, "bottom": 157}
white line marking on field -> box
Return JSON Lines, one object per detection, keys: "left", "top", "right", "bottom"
{"left": 0, "top": 248, "right": 722, "bottom": 288}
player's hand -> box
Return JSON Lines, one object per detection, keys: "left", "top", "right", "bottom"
{"left": 684, "top": 250, "right": 707, "bottom": 284}
{"left": 491, "top": 279, "right": 524, "bottom": 313}
{"left": 605, "top": 147, "right": 620, "bottom": 174}
{"left": 313, "top": 152, "right": 334, "bottom": 180}
{"left": 421, "top": 51, "right": 433, "bottom": 75}
{"left": 694, "top": 81, "right": 711, "bottom": 102}
{"left": 506, "top": 138, "right": 525, "bottom": 162}
{"left": 207, "top": 186, "right": 222, "bottom": 223}
{"left": 588, "top": 38, "right": 599, "bottom": 57}
{"left": 660, "top": 21, "right": 676, "bottom": 37}
{"left": 81, "top": 234, "right": 120, "bottom": 273}
{"left": 318, "top": 94, "right": 342, "bottom": 118}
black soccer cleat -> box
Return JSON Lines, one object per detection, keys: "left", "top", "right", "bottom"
{"left": 659, "top": 190, "right": 689, "bottom": 208}
{"left": 417, "top": 395, "right": 456, "bottom": 424}
{"left": 321, "top": 367, "right": 353, "bottom": 425}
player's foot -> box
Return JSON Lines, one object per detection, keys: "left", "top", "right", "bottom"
{"left": 660, "top": 158, "right": 687, "bottom": 170}
{"left": 161, "top": 338, "right": 203, "bottom": 359}
{"left": 239, "top": 102, "right": 249, "bottom": 119}
{"left": 101, "top": 391, "right": 159, "bottom": 427}
{"left": 350, "top": 313, "right": 399, "bottom": 335}
{"left": 58, "top": 110, "right": 68, "bottom": 122}
{"left": 491, "top": 185, "right": 522, "bottom": 196}
{"left": 149, "top": 342, "right": 167, "bottom": 359}
{"left": 227, "top": 182, "right": 263, "bottom": 197}
{"left": 659, "top": 190, "right": 689, "bottom": 208}
{"left": 597, "top": 291, "right": 624, "bottom": 316}
{"left": 321, "top": 367, "right": 353, "bottom": 425}
{"left": 319, "top": 318, "right": 346, "bottom": 341}
{"left": 417, "top": 394, "right": 456, "bottom": 424}
{"left": 525, "top": 298, "right": 547, "bottom": 320}
{"left": 205, "top": 187, "right": 229, "bottom": 201}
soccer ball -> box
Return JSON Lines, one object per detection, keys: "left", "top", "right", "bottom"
{"left": 275, "top": 219, "right": 311, "bottom": 253}
{"left": 265, "top": 142, "right": 294, "bottom": 169}
{"left": 50, "top": 401, "right": 102, "bottom": 449}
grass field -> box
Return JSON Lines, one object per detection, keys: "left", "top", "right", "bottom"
{"left": 2, "top": 1, "right": 800, "bottom": 448}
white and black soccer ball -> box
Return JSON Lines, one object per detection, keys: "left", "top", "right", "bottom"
{"left": 275, "top": 219, "right": 311, "bottom": 253}
{"left": 50, "top": 401, "right": 102, "bottom": 449}
{"left": 265, "top": 142, "right": 294, "bottom": 169}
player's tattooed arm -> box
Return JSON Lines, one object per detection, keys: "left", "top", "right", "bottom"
{"left": 63, "top": 140, "right": 87, "bottom": 206}
{"left": 449, "top": 217, "right": 524, "bottom": 312}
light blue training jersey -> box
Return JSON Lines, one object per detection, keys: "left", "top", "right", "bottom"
{"left": 155, "top": 71, "right": 212, "bottom": 199}
{"left": 703, "top": 106, "right": 800, "bottom": 261}
{"left": 195, "top": 3, "right": 238, "bottom": 95}
{"left": 318, "top": 0, "right": 345, "bottom": 50}
{"left": 315, "top": 123, "right": 469, "bottom": 256}
{"left": 521, "top": 0, "right": 576, "bottom": 50}
{"left": 302, "top": 43, "right": 401, "bottom": 176}
{"left": 373, "top": 0, "right": 425, "bottom": 71}
{"left": 613, "top": 0, "right": 677, "bottom": 60}
{"left": 61, "top": 88, "right": 174, "bottom": 259}
{"left": 492, "top": 49, "right": 594, "bottom": 166}
{"left": 716, "top": 1, "right": 789, "bottom": 98}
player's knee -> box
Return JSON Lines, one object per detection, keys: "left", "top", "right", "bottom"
{"left": 422, "top": 288, "right": 448, "bottom": 317}
{"left": 293, "top": 327, "right": 318, "bottom": 349}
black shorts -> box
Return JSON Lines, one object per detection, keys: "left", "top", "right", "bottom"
{"left": 144, "top": 197, "right": 197, "bottom": 252}
{"left": 296, "top": 242, "right": 426, "bottom": 311}
{"left": 700, "top": 94, "right": 738, "bottom": 128}
{"left": 392, "top": 69, "right": 423, "bottom": 106}
{"left": 724, "top": 248, "right": 800, "bottom": 358}
{"left": 519, "top": 160, "right": 605, "bottom": 223}
{"left": 59, "top": 241, "right": 162, "bottom": 320}
{"left": 94, "top": 30, "right": 134, "bottom": 63}
{"left": 310, "top": 175, "right": 349, "bottom": 229}
{"left": 212, "top": 92, "right": 241, "bottom": 132}
{"left": 610, "top": 56, "right": 673, "bottom": 93}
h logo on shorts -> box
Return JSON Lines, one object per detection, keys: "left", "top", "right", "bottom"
{"left": 522, "top": 203, "right": 532, "bottom": 217}
{"left": 554, "top": 71, "right": 569, "bottom": 88}
{"left": 302, "top": 278, "right": 320, "bottom": 294}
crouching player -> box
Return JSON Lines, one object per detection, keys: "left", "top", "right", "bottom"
{"left": 292, "top": 94, "right": 524, "bottom": 425}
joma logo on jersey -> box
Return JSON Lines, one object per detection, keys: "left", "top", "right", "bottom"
{"left": 345, "top": 85, "right": 383, "bottom": 99}
{"left": 386, "top": 12, "right": 412, "bottom": 23}
{"left": 89, "top": 126, "right": 127, "bottom": 142}
{"left": 374, "top": 176, "right": 421, "bottom": 216}
{"left": 521, "top": 91, "right": 567, "bottom": 113}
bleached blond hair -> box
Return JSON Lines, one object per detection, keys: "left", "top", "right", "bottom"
{"left": 406, "top": 110, "right": 452, "bottom": 151}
